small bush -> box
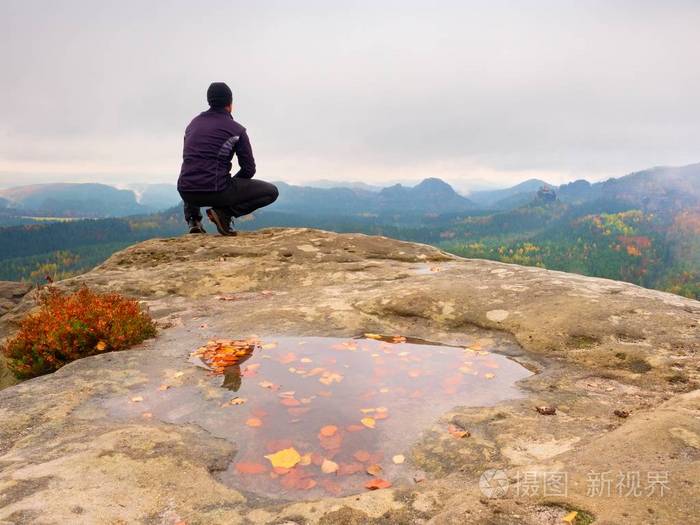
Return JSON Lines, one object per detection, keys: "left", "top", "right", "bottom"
{"left": 2, "top": 287, "right": 156, "bottom": 379}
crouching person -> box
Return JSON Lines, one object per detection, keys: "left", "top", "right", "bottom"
{"left": 177, "top": 82, "right": 278, "bottom": 236}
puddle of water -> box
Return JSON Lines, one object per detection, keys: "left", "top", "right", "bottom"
{"left": 105, "top": 334, "right": 531, "bottom": 501}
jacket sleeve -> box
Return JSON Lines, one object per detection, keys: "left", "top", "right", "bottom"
{"left": 233, "top": 129, "right": 256, "bottom": 179}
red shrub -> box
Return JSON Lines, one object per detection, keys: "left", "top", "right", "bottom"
{"left": 2, "top": 287, "right": 156, "bottom": 379}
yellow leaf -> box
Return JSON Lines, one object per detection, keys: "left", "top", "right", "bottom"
{"left": 299, "top": 453, "right": 312, "bottom": 466}
{"left": 361, "top": 417, "right": 376, "bottom": 429}
{"left": 130, "top": 396, "right": 143, "bottom": 403}
{"left": 392, "top": 454, "right": 405, "bottom": 464}
{"left": 264, "top": 447, "right": 301, "bottom": 469}
{"left": 562, "top": 511, "right": 577, "bottom": 524}
{"left": 95, "top": 341, "right": 107, "bottom": 351}
{"left": 321, "top": 459, "right": 339, "bottom": 474}
{"left": 364, "top": 333, "right": 382, "bottom": 340}
{"left": 484, "top": 373, "right": 495, "bottom": 379}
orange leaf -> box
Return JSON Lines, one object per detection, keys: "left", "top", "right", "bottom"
{"left": 320, "top": 425, "right": 338, "bottom": 437}
{"left": 448, "top": 424, "right": 470, "bottom": 439}
{"left": 280, "top": 398, "right": 301, "bottom": 407}
{"left": 319, "top": 433, "right": 343, "bottom": 450}
{"left": 365, "top": 478, "right": 392, "bottom": 490}
{"left": 338, "top": 462, "right": 364, "bottom": 475}
{"left": 246, "top": 417, "right": 263, "bottom": 428}
{"left": 322, "top": 479, "right": 343, "bottom": 496}
{"left": 353, "top": 450, "right": 371, "bottom": 462}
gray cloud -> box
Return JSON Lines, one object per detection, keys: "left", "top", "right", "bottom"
{"left": 1, "top": 0, "right": 699, "bottom": 189}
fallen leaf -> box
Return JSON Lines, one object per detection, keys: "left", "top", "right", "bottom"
{"left": 392, "top": 454, "right": 405, "bottom": 464}
{"left": 142, "top": 412, "right": 153, "bottom": 419}
{"left": 300, "top": 357, "right": 312, "bottom": 363}
{"left": 299, "top": 453, "right": 312, "bottom": 466}
{"left": 536, "top": 406, "right": 557, "bottom": 415}
{"left": 264, "top": 447, "right": 301, "bottom": 469}
{"left": 562, "top": 511, "right": 578, "bottom": 524}
{"left": 365, "top": 478, "right": 392, "bottom": 490}
{"left": 353, "top": 450, "right": 371, "bottom": 462}
{"left": 278, "top": 352, "right": 296, "bottom": 364}
{"left": 296, "top": 478, "right": 317, "bottom": 490}
{"left": 130, "top": 396, "right": 143, "bottom": 403}
{"left": 320, "top": 425, "right": 338, "bottom": 437}
{"left": 361, "top": 417, "right": 376, "bottom": 429}
{"left": 158, "top": 384, "right": 170, "bottom": 391}
{"left": 261, "top": 342, "right": 278, "bottom": 350}
{"left": 321, "top": 459, "right": 339, "bottom": 474}
{"left": 258, "top": 380, "right": 277, "bottom": 390}
{"left": 281, "top": 398, "right": 301, "bottom": 407}
{"left": 613, "top": 409, "right": 630, "bottom": 418}
{"left": 322, "top": 479, "right": 343, "bottom": 496}
{"left": 174, "top": 371, "right": 184, "bottom": 378}
{"left": 221, "top": 397, "right": 247, "bottom": 407}
{"left": 95, "top": 341, "right": 107, "bottom": 351}
{"left": 319, "top": 371, "right": 344, "bottom": 385}
{"left": 319, "top": 432, "right": 343, "bottom": 450}
{"left": 338, "top": 462, "right": 364, "bottom": 475}
{"left": 364, "top": 333, "right": 383, "bottom": 340}
{"left": 366, "top": 464, "right": 383, "bottom": 476}
{"left": 266, "top": 439, "right": 294, "bottom": 452}
{"left": 447, "top": 424, "right": 470, "bottom": 439}
{"left": 484, "top": 372, "right": 496, "bottom": 379}
{"left": 246, "top": 417, "right": 263, "bottom": 427}
{"left": 235, "top": 462, "right": 267, "bottom": 474}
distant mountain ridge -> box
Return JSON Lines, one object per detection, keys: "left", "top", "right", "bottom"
{"left": 2, "top": 163, "right": 699, "bottom": 223}
{"left": 270, "top": 177, "right": 476, "bottom": 216}
{"left": 0, "top": 183, "right": 152, "bottom": 218}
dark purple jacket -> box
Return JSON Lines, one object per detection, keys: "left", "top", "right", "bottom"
{"left": 177, "top": 108, "right": 256, "bottom": 192}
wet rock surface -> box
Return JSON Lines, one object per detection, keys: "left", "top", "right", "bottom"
{"left": 0, "top": 228, "right": 699, "bottom": 524}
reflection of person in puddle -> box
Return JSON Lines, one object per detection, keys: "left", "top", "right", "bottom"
{"left": 222, "top": 352, "right": 253, "bottom": 391}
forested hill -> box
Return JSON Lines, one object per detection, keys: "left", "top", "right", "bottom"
{"left": 1, "top": 164, "right": 698, "bottom": 299}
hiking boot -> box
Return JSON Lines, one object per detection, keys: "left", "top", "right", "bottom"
{"left": 206, "top": 208, "right": 237, "bottom": 236}
{"left": 187, "top": 218, "right": 206, "bottom": 234}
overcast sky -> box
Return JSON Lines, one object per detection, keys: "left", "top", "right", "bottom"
{"left": 1, "top": 0, "right": 699, "bottom": 191}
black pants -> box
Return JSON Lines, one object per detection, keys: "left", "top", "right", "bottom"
{"left": 179, "top": 178, "right": 278, "bottom": 222}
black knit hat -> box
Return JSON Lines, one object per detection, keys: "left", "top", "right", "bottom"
{"left": 207, "top": 82, "right": 233, "bottom": 108}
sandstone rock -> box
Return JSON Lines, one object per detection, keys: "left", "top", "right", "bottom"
{"left": 0, "top": 280, "right": 32, "bottom": 317}
{"left": 0, "top": 228, "right": 698, "bottom": 524}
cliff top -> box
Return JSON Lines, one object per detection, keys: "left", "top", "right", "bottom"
{"left": 0, "top": 228, "right": 698, "bottom": 524}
